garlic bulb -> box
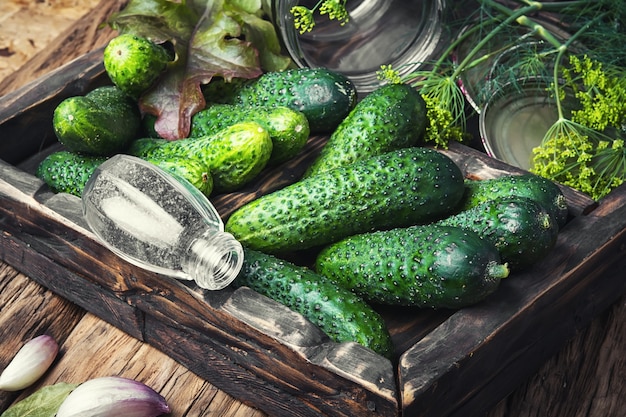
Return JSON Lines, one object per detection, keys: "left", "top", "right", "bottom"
{"left": 56, "top": 376, "right": 170, "bottom": 417}
{"left": 0, "top": 334, "right": 59, "bottom": 391}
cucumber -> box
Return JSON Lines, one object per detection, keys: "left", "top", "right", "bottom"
{"left": 437, "top": 197, "right": 559, "bottom": 270}
{"left": 204, "top": 68, "right": 358, "bottom": 133}
{"left": 315, "top": 224, "right": 509, "bottom": 309}
{"left": 190, "top": 104, "right": 310, "bottom": 165}
{"left": 225, "top": 147, "right": 465, "bottom": 253}
{"left": 103, "top": 34, "right": 173, "bottom": 99}
{"left": 234, "top": 249, "right": 394, "bottom": 359}
{"left": 303, "top": 83, "right": 427, "bottom": 177}
{"left": 37, "top": 151, "right": 213, "bottom": 197}
{"left": 52, "top": 86, "right": 141, "bottom": 156}
{"left": 128, "top": 121, "right": 273, "bottom": 193}
{"left": 143, "top": 156, "right": 213, "bottom": 196}
{"left": 462, "top": 174, "right": 568, "bottom": 229}
{"left": 36, "top": 151, "right": 108, "bottom": 196}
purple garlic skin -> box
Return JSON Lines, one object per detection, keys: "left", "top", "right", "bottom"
{"left": 0, "top": 334, "right": 59, "bottom": 391}
{"left": 56, "top": 376, "right": 171, "bottom": 417}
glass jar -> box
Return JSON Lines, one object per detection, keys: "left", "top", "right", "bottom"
{"left": 267, "top": 0, "right": 451, "bottom": 93}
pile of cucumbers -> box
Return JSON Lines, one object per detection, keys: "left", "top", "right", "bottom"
{"left": 37, "top": 34, "right": 569, "bottom": 360}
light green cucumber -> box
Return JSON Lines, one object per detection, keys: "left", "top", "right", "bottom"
{"left": 128, "top": 121, "right": 272, "bottom": 193}
{"left": 36, "top": 150, "right": 212, "bottom": 197}
{"left": 189, "top": 104, "right": 310, "bottom": 165}
{"left": 103, "top": 34, "right": 173, "bottom": 99}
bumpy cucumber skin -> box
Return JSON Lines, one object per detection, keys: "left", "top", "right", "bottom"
{"left": 37, "top": 151, "right": 213, "bottom": 197}
{"left": 315, "top": 224, "right": 509, "bottom": 309}
{"left": 103, "top": 34, "right": 172, "bottom": 99}
{"left": 52, "top": 86, "right": 141, "bottom": 156}
{"left": 438, "top": 196, "right": 559, "bottom": 270}
{"left": 462, "top": 174, "right": 568, "bottom": 229}
{"left": 128, "top": 121, "right": 273, "bottom": 193}
{"left": 190, "top": 104, "right": 310, "bottom": 165}
{"left": 304, "top": 83, "right": 427, "bottom": 177}
{"left": 37, "top": 151, "right": 107, "bottom": 196}
{"left": 144, "top": 157, "right": 213, "bottom": 196}
{"left": 234, "top": 249, "right": 394, "bottom": 359}
{"left": 208, "top": 68, "right": 358, "bottom": 133}
{"left": 225, "top": 147, "right": 465, "bottom": 253}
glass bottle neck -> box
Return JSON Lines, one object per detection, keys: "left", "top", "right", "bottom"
{"left": 183, "top": 229, "right": 244, "bottom": 290}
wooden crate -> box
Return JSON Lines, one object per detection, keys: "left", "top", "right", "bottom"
{"left": 2, "top": 45, "right": 626, "bottom": 417}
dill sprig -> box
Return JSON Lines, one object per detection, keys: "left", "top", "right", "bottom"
{"left": 531, "top": 55, "right": 626, "bottom": 200}
{"left": 290, "top": 0, "right": 349, "bottom": 34}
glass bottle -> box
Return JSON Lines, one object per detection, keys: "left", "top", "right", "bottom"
{"left": 267, "top": 0, "right": 451, "bottom": 93}
{"left": 81, "top": 154, "right": 244, "bottom": 291}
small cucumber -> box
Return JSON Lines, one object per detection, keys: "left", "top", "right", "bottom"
{"left": 225, "top": 147, "right": 465, "bottom": 253}
{"left": 143, "top": 156, "right": 213, "bottom": 196}
{"left": 437, "top": 197, "right": 559, "bottom": 270}
{"left": 234, "top": 249, "right": 394, "bottom": 359}
{"left": 128, "top": 121, "right": 273, "bottom": 193}
{"left": 37, "top": 151, "right": 213, "bottom": 197}
{"left": 204, "top": 68, "right": 358, "bottom": 133}
{"left": 36, "top": 151, "right": 107, "bottom": 196}
{"left": 315, "top": 224, "right": 509, "bottom": 309}
{"left": 52, "top": 86, "right": 141, "bottom": 156}
{"left": 462, "top": 174, "right": 568, "bottom": 229}
{"left": 103, "top": 34, "right": 173, "bottom": 99}
{"left": 190, "top": 104, "right": 310, "bottom": 165}
{"left": 303, "top": 83, "right": 427, "bottom": 177}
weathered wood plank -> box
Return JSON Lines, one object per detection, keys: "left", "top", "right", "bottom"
{"left": 0, "top": 0, "right": 125, "bottom": 97}
{"left": 2, "top": 310, "right": 267, "bottom": 417}
{"left": 488, "top": 293, "right": 626, "bottom": 417}
{"left": 0, "top": 264, "right": 85, "bottom": 410}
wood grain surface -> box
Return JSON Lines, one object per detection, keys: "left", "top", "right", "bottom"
{"left": 0, "top": 1, "right": 625, "bottom": 417}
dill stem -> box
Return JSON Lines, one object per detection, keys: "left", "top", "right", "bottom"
{"left": 551, "top": 12, "right": 607, "bottom": 119}
{"left": 451, "top": 1, "right": 543, "bottom": 80}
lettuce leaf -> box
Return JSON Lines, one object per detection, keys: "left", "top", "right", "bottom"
{"left": 108, "top": 0, "right": 292, "bottom": 140}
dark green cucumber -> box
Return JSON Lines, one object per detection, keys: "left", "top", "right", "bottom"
{"left": 128, "top": 121, "right": 273, "bottom": 193}
{"left": 52, "top": 86, "right": 141, "bottom": 156}
{"left": 234, "top": 249, "right": 394, "bottom": 359}
{"left": 225, "top": 147, "right": 465, "bottom": 253}
{"left": 37, "top": 151, "right": 212, "bottom": 197}
{"left": 437, "top": 196, "right": 559, "bottom": 270}
{"left": 103, "top": 34, "right": 173, "bottom": 99}
{"left": 303, "top": 83, "right": 427, "bottom": 177}
{"left": 315, "top": 224, "right": 509, "bottom": 309}
{"left": 204, "top": 68, "right": 358, "bottom": 133}
{"left": 36, "top": 151, "right": 108, "bottom": 196}
{"left": 190, "top": 104, "right": 310, "bottom": 165}
{"left": 462, "top": 174, "right": 568, "bottom": 229}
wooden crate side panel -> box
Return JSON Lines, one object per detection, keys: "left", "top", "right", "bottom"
{"left": 143, "top": 305, "right": 398, "bottom": 417}
{"left": 399, "top": 186, "right": 626, "bottom": 416}
{"left": 0, "top": 51, "right": 109, "bottom": 165}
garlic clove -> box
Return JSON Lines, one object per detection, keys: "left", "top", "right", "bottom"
{"left": 56, "top": 376, "right": 171, "bottom": 417}
{"left": 0, "top": 334, "right": 59, "bottom": 391}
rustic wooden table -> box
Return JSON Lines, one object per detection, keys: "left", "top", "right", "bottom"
{"left": 0, "top": 1, "right": 624, "bottom": 416}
